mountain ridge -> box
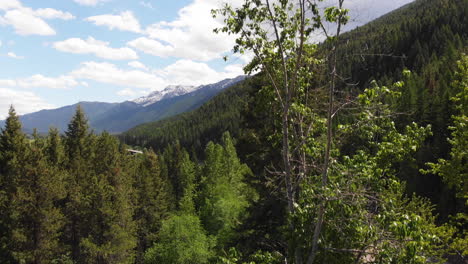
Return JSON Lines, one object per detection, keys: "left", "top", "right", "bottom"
{"left": 0, "top": 76, "right": 246, "bottom": 134}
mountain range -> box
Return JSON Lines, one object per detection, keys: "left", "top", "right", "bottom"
{"left": 1, "top": 76, "right": 246, "bottom": 134}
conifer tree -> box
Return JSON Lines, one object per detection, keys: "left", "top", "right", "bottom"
{"left": 199, "top": 132, "right": 256, "bottom": 246}
{"left": 62, "top": 105, "right": 94, "bottom": 261}
{"left": 133, "top": 150, "right": 172, "bottom": 262}
{"left": 80, "top": 132, "right": 136, "bottom": 263}
{"left": 10, "top": 131, "right": 67, "bottom": 263}
{"left": 145, "top": 148, "right": 213, "bottom": 264}
{"left": 0, "top": 106, "right": 28, "bottom": 263}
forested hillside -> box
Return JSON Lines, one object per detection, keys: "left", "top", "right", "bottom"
{"left": 119, "top": 0, "right": 467, "bottom": 262}
{"left": 0, "top": 0, "right": 466, "bottom": 263}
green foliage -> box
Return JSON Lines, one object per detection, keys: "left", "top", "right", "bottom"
{"left": 133, "top": 150, "right": 173, "bottom": 262}
{"left": 144, "top": 213, "right": 214, "bottom": 264}
{"left": 10, "top": 132, "right": 67, "bottom": 263}
{"left": 291, "top": 81, "right": 437, "bottom": 263}
{"left": 0, "top": 106, "right": 29, "bottom": 263}
{"left": 120, "top": 76, "right": 262, "bottom": 154}
{"left": 422, "top": 54, "right": 467, "bottom": 262}
{"left": 198, "top": 132, "right": 257, "bottom": 245}
{"left": 424, "top": 54, "right": 467, "bottom": 199}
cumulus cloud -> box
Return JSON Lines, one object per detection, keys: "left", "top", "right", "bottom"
{"left": 127, "top": 37, "right": 174, "bottom": 58}
{"left": 34, "top": 8, "right": 75, "bottom": 20}
{"left": 0, "top": 1, "right": 75, "bottom": 36}
{"left": 0, "top": 0, "right": 22, "bottom": 11}
{"left": 73, "top": 0, "right": 109, "bottom": 6}
{"left": 7, "top": 52, "right": 24, "bottom": 59}
{"left": 71, "top": 61, "right": 166, "bottom": 89}
{"left": 128, "top": 61, "right": 148, "bottom": 71}
{"left": 0, "top": 74, "right": 79, "bottom": 89}
{"left": 0, "top": 88, "right": 54, "bottom": 119}
{"left": 69, "top": 59, "right": 243, "bottom": 93}
{"left": 155, "top": 59, "right": 244, "bottom": 86}
{"left": 134, "top": 0, "right": 243, "bottom": 61}
{"left": 86, "top": 11, "right": 141, "bottom": 33}
{"left": 53, "top": 37, "right": 138, "bottom": 60}
{"left": 1, "top": 8, "right": 56, "bottom": 36}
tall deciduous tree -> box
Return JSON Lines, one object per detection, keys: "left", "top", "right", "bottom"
{"left": 199, "top": 132, "right": 256, "bottom": 246}
{"left": 215, "top": 1, "right": 441, "bottom": 263}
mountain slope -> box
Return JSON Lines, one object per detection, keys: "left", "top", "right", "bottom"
{"left": 1, "top": 76, "right": 245, "bottom": 134}
{"left": 119, "top": 0, "right": 467, "bottom": 222}
{"left": 92, "top": 76, "right": 246, "bottom": 133}
{"left": 121, "top": 0, "right": 467, "bottom": 152}
{"left": 120, "top": 75, "right": 262, "bottom": 151}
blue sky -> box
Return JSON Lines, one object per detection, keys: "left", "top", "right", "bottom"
{"left": 0, "top": 0, "right": 413, "bottom": 118}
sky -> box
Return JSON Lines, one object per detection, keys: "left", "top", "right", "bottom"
{"left": 0, "top": 0, "right": 413, "bottom": 119}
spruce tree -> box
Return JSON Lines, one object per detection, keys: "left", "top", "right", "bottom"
{"left": 0, "top": 106, "right": 28, "bottom": 263}
{"left": 133, "top": 150, "right": 172, "bottom": 262}
{"left": 63, "top": 105, "right": 94, "bottom": 262}
{"left": 80, "top": 132, "right": 136, "bottom": 263}
{"left": 10, "top": 131, "right": 67, "bottom": 263}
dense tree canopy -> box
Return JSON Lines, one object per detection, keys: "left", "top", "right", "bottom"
{"left": 0, "top": 0, "right": 466, "bottom": 263}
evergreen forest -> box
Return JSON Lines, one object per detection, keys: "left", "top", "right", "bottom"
{"left": 1, "top": 0, "right": 467, "bottom": 263}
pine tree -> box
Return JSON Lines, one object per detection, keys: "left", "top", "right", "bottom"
{"left": 133, "top": 150, "right": 172, "bottom": 262}
{"left": 10, "top": 131, "right": 67, "bottom": 263}
{"left": 80, "top": 132, "right": 136, "bottom": 263}
{"left": 145, "top": 148, "right": 213, "bottom": 264}
{"left": 62, "top": 105, "right": 94, "bottom": 262}
{"left": 0, "top": 106, "right": 28, "bottom": 263}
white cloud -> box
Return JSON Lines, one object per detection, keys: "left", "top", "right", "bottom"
{"left": 155, "top": 59, "right": 244, "bottom": 86}
{"left": 86, "top": 11, "right": 141, "bottom": 33}
{"left": 73, "top": 0, "right": 109, "bottom": 6}
{"left": 117, "top": 88, "right": 137, "bottom": 97}
{"left": 127, "top": 37, "right": 174, "bottom": 58}
{"left": 7, "top": 52, "right": 24, "bottom": 59}
{"left": 0, "top": 2, "right": 75, "bottom": 36}
{"left": 139, "top": 1, "right": 154, "bottom": 9}
{"left": 1, "top": 8, "right": 56, "bottom": 36}
{"left": 71, "top": 61, "right": 166, "bottom": 89}
{"left": 70, "top": 59, "right": 242, "bottom": 92}
{"left": 0, "top": 74, "right": 79, "bottom": 89}
{"left": 34, "top": 8, "right": 75, "bottom": 20}
{"left": 0, "top": 79, "right": 16, "bottom": 86}
{"left": 53, "top": 37, "right": 138, "bottom": 60}
{"left": 139, "top": 0, "right": 242, "bottom": 61}
{"left": 0, "top": 0, "right": 22, "bottom": 11}
{"left": 128, "top": 61, "right": 148, "bottom": 71}
{"left": 19, "top": 74, "right": 79, "bottom": 89}
{"left": 0, "top": 88, "right": 54, "bottom": 119}
{"left": 0, "top": 40, "right": 2, "bottom": 48}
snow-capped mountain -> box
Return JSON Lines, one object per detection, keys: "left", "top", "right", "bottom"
{"left": 133, "top": 85, "right": 196, "bottom": 106}
{"left": 5, "top": 75, "right": 248, "bottom": 134}
{"left": 132, "top": 76, "right": 247, "bottom": 107}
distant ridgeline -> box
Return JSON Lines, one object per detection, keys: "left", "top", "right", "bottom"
{"left": 0, "top": 76, "right": 246, "bottom": 134}
{"left": 120, "top": 0, "right": 467, "bottom": 219}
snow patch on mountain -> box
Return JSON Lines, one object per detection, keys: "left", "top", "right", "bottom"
{"left": 133, "top": 85, "right": 196, "bottom": 106}
{"left": 132, "top": 76, "right": 247, "bottom": 107}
